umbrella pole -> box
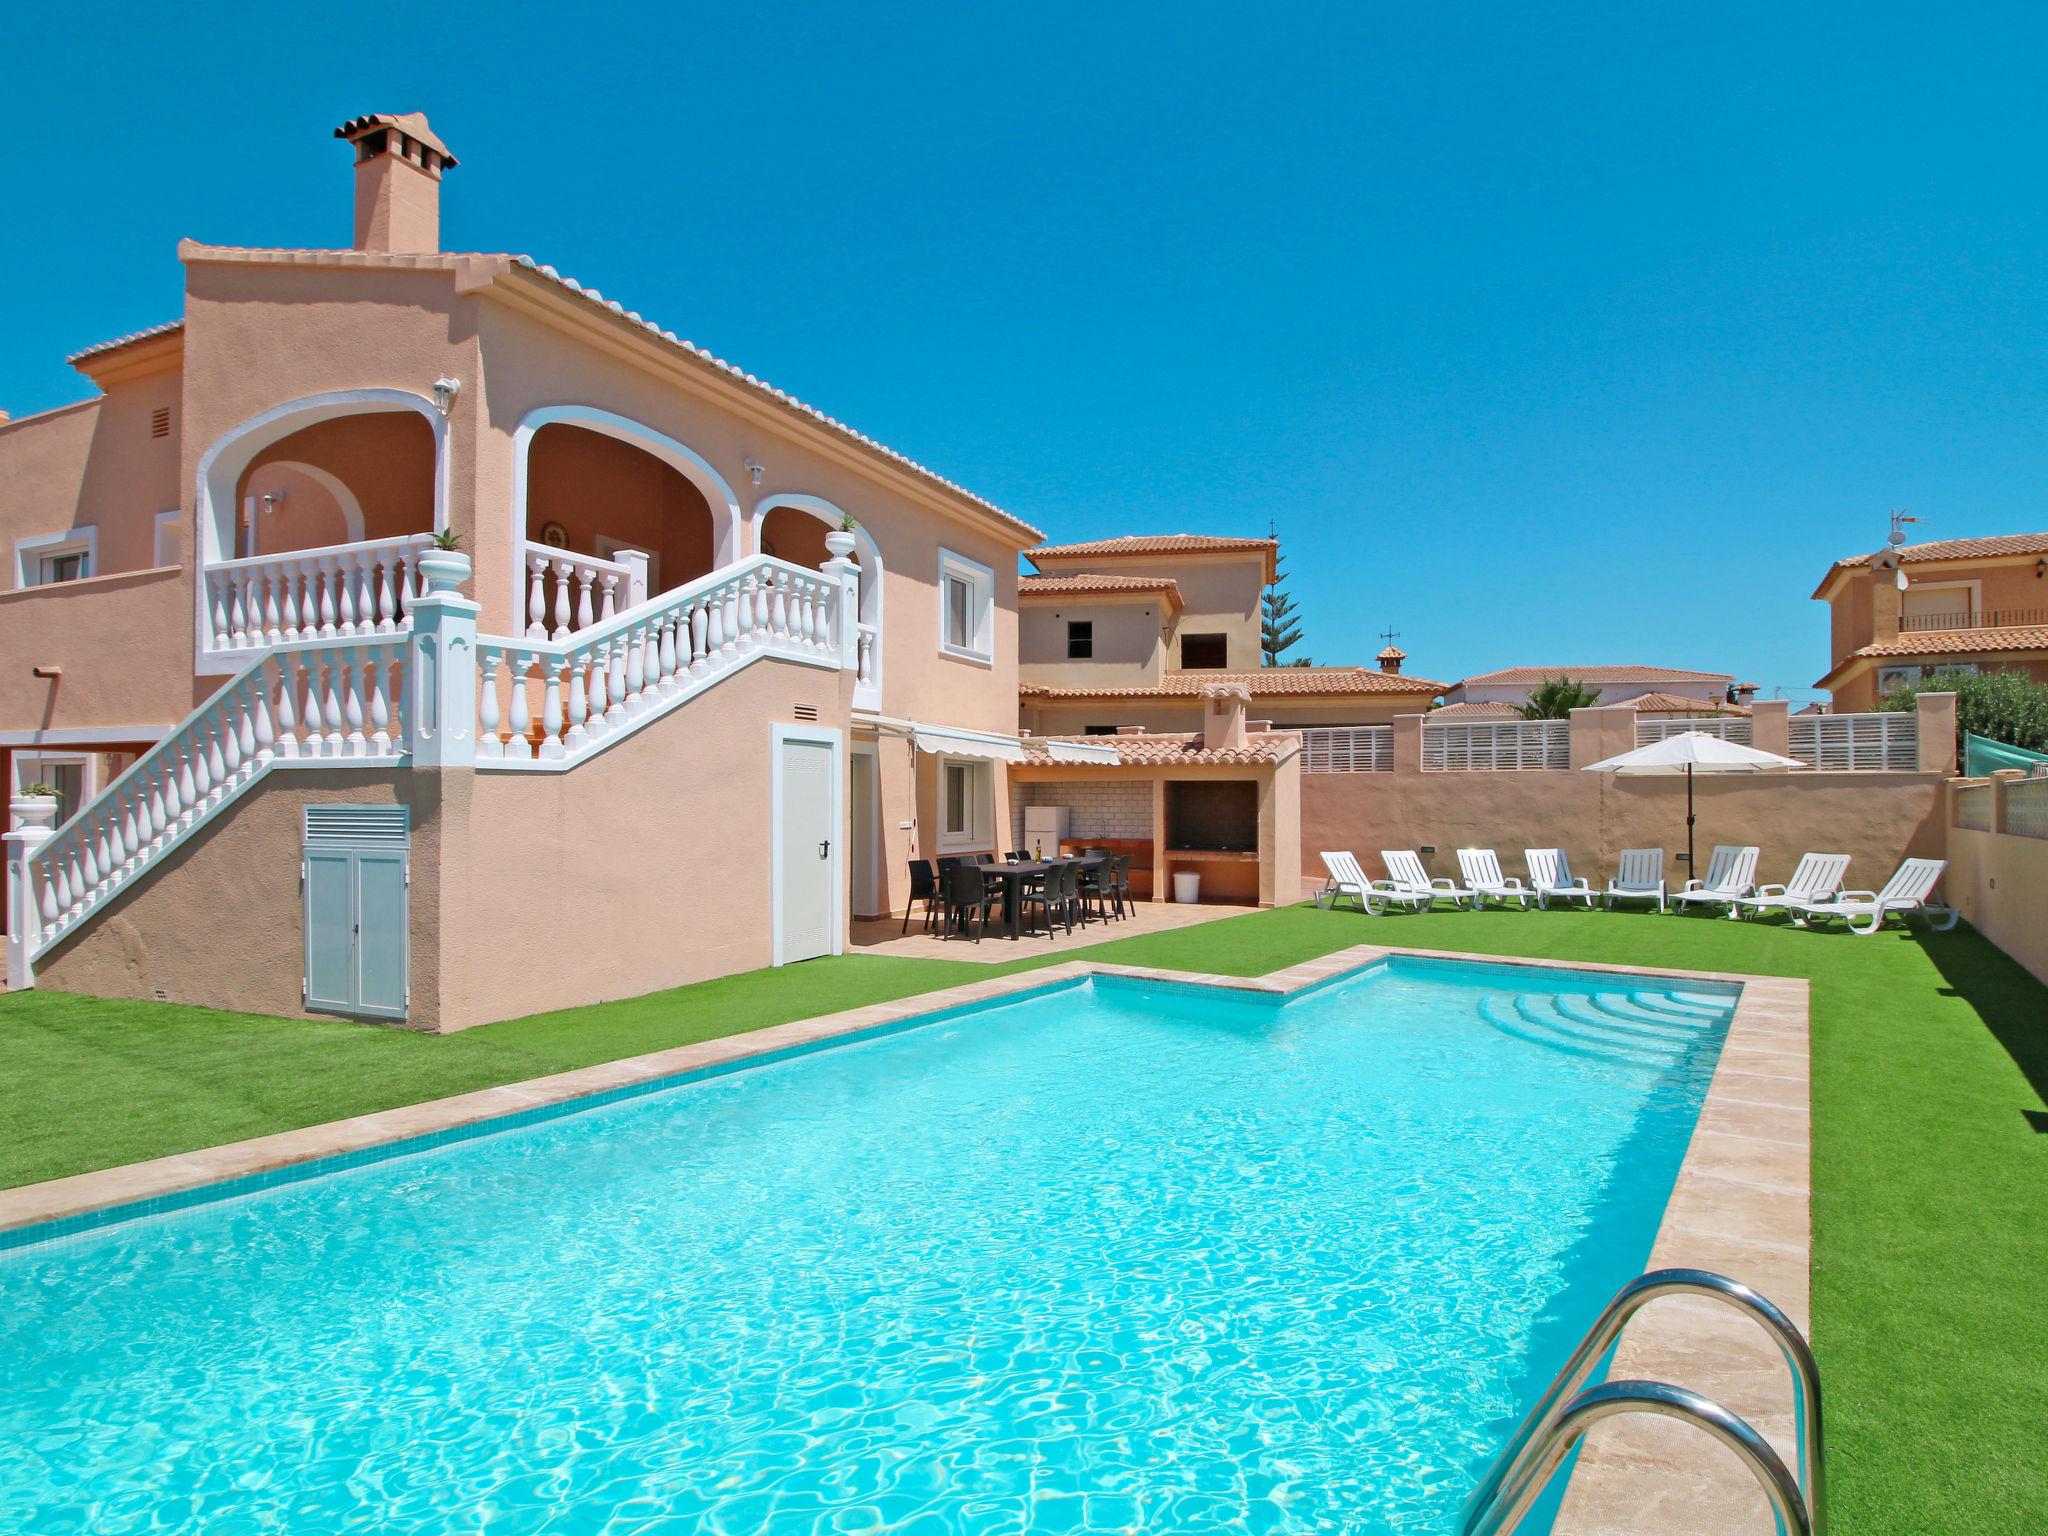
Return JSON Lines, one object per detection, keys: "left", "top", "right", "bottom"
{"left": 1686, "top": 762, "right": 1696, "bottom": 878}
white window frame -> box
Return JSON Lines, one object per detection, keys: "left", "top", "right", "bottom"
{"left": 14, "top": 527, "right": 98, "bottom": 589}
{"left": 153, "top": 510, "right": 183, "bottom": 567}
{"left": 937, "top": 755, "right": 994, "bottom": 852}
{"left": 1878, "top": 661, "right": 1979, "bottom": 692}
{"left": 937, "top": 548, "right": 995, "bottom": 664}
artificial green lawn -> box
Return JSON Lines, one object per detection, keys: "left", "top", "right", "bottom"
{"left": 5, "top": 905, "right": 2044, "bottom": 1533}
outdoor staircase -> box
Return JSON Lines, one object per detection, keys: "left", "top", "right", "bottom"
{"left": 1476, "top": 988, "right": 1736, "bottom": 1068}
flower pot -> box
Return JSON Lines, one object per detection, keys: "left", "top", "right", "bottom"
{"left": 415, "top": 549, "right": 472, "bottom": 596}
{"left": 9, "top": 795, "right": 59, "bottom": 833}
{"left": 823, "top": 530, "right": 858, "bottom": 561}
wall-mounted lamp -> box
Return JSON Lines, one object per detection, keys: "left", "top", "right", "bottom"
{"left": 31, "top": 665, "right": 62, "bottom": 680}
{"left": 432, "top": 376, "right": 461, "bottom": 413}
{"left": 2036, "top": 558, "right": 2045, "bottom": 580}
{"left": 743, "top": 457, "right": 765, "bottom": 486}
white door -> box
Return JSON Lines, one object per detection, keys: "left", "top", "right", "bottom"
{"left": 850, "top": 747, "right": 880, "bottom": 918}
{"left": 775, "top": 730, "right": 840, "bottom": 964}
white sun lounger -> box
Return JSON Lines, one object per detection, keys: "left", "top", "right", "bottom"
{"left": 1315, "top": 850, "right": 1371, "bottom": 912}
{"left": 1457, "top": 849, "right": 1531, "bottom": 909}
{"left": 1381, "top": 850, "right": 1474, "bottom": 910}
{"left": 1605, "top": 849, "right": 1667, "bottom": 913}
{"left": 1791, "top": 857, "right": 1958, "bottom": 935}
{"left": 1525, "top": 849, "right": 1598, "bottom": 910}
{"left": 1314, "top": 851, "right": 1431, "bottom": 915}
{"left": 1668, "top": 845, "right": 1760, "bottom": 915}
{"left": 1729, "top": 853, "right": 1851, "bottom": 921}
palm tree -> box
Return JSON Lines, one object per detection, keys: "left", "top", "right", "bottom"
{"left": 1520, "top": 676, "right": 1602, "bottom": 719}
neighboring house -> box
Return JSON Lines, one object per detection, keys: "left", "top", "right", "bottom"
{"left": 1, "top": 113, "right": 1043, "bottom": 1029}
{"left": 1812, "top": 532, "right": 2048, "bottom": 710}
{"left": 1017, "top": 534, "right": 1446, "bottom": 733}
{"left": 1445, "top": 664, "right": 1741, "bottom": 712}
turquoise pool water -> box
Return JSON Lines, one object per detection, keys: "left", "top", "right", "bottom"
{"left": 0, "top": 958, "right": 1735, "bottom": 1534}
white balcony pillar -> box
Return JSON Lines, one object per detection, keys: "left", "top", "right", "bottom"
{"left": 6, "top": 795, "right": 59, "bottom": 990}
{"left": 823, "top": 534, "right": 861, "bottom": 676}
{"left": 615, "top": 549, "right": 651, "bottom": 610}
{"left": 406, "top": 549, "right": 480, "bottom": 769}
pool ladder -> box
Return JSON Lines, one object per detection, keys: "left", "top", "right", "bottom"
{"left": 1460, "top": 1268, "right": 1825, "bottom": 1536}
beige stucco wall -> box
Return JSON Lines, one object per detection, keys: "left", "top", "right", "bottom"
{"left": 240, "top": 412, "right": 437, "bottom": 553}
{"left": 0, "top": 567, "right": 206, "bottom": 730}
{"left": 1945, "top": 779, "right": 2048, "bottom": 988}
{"left": 34, "top": 768, "right": 436, "bottom": 1022}
{"left": 0, "top": 364, "right": 184, "bottom": 591}
{"left": 1018, "top": 595, "right": 1170, "bottom": 690}
{"left": 1299, "top": 769, "right": 1949, "bottom": 897}
{"left": 1032, "top": 551, "right": 1264, "bottom": 670}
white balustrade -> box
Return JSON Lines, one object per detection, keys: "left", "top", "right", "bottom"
{"left": 480, "top": 555, "right": 842, "bottom": 766}
{"left": 203, "top": 534, "right": 440, "bottom": 654}
{"left": 523, "top": 544, "right": 650, "bottom": 641}
{"left": 20, "top": 637, "right": 410, "bottom": 960}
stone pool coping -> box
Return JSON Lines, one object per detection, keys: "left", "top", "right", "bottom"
{"left": 0, "top": 944, "right": 1810, "bottom": 1533}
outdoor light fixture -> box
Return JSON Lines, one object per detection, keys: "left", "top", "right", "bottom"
{"left": 744, "top": 457, "right": 765, "bottom": 486}
{"left": 432, "top": 376, "right": 461, "bottom": 413}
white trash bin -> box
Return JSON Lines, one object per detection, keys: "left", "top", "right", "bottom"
{"left": 1173, "top": 870, "right": 1202, "bottom": 904}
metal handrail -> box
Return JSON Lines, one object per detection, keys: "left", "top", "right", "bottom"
{"left": 1461, "top": 1268, "right": 1823, "bottom": 1535}
{"left": 1465, "top": 1380, "right": 1813, "bottom": 1536}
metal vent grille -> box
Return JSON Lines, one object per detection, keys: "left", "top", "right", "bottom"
{"left": 304, "top": 804, "right": 410, "bottom": 846}
{"left": 151, "top": 406, "right": 171, "bottom": 439}
{"left": 792, "top": 703, "right": 820, "bottom": 722}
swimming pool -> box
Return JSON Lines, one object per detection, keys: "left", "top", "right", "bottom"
{"left": 0, "top": 957, "right": 1736, "bottom": 1534}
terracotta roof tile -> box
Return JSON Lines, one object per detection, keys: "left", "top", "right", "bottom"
{"left": 66, "top": 320, "right": 184, "bottom": 366}
{"left": 1456, "top": 663, "right": 1734, "bottom": 687}
{"left": 1020, "top": 667, "right": 1447, "bottom": 700}
{"left": 1027, "top": 534, "right": 1278, "bottom": 580}
{"left": 1830, "top": 532, "right": 2048, "bottom": 570}
{"left": 1018, "top": 573, "right": 1183, "bottom": 610}
{"left": 1021, "top": 731, "right": 1299, "bottom": 766}
{"left": 1427, "top": 700, "right": 1521, "bottom": 718}
{"left": 1847, "top": 625, "right": 2048, "bottom": 659}
{"left": 1624, "top": 691, "right": 1750, "bottom": 716}
{"left": 176, "top": 243, "right": 1041, "bottom": 543}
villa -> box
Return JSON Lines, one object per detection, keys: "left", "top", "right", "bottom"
{"left": 1812, "top": 529, "right": 2048, "bottom": 708}
{"left": 0, "top": 112, "right": 1051, "bottom": 1029}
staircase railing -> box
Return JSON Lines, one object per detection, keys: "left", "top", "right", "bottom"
{"left": 476, "top": 553, "right": 851, "bottom": 768}
{"left": 15, "top": 634, "right": 411, "bottom": 967}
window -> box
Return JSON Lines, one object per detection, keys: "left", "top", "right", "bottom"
{"left": 1067, "top": 620, "right": 1093, "bottom": 659}
{"left": 939, "top": 757, "right": 993, "bottom": 850}
{"left": 1878, "top": 662, "right": 1978, "bottom": 692}
{"left": 153, "top": 510, "right": 183, "bottom": 568}
{"left": 1181, "top": 632, "right": 1229, "bottom": 669}
{"left": 1083, "top": 724, "right": 1119, "bottom": 736}
{"left": 937, "top": 549, "right": 995, "bottom": 662}
{"left": 15, "top": 527, "right": 98, "bottom": 589}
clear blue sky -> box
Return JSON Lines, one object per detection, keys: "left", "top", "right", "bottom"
{"left": 6, "top": 3, "right": 2044, "bottom": 699}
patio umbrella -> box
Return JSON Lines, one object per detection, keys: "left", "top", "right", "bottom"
{"left": 1583, "top": 731, "right": 1806, "bottom": 877}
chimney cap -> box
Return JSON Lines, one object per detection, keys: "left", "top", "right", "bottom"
{"left": 333, "top": 112, "right": 457, "bottom": 168}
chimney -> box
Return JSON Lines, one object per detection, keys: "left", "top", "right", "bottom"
{"left": 1733, "top": 680, "right": 1759, "bottom": 705}
{"left": 1201, "top": 683, "right": 1250, "bottom": 752}
{"left": 1870, "top": 552, "right": 1902, "bottom": 645}
{"left": 333, "top": 113, "right": 457, "bottom": 253}
{"left": 1377, "top": 644, "right": 1406, "bottom": 675}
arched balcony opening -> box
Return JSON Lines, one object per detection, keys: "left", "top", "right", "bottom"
{"left": 194, "top": 389, "right": 447, "bottom": 669}
{"left": 758, "top": 496, "right": 883, "bottom": 708}
{"left": 511, "top": 408, "right": 743, "bottom": 640}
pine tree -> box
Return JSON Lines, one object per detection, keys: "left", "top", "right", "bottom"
{"left": 1261, "top": 523, "right": 1311, "bottom": 667}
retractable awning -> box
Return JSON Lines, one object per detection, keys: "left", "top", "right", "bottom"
{"left": 909, "top": 723, "right": 1029, "bottom": 763}
{"left": 1042, "top": 739, "right": 1119, "bottom": 764}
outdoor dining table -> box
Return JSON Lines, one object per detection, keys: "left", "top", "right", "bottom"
{"left": 978, "top": 855, "right": 1108, "bottom": 940}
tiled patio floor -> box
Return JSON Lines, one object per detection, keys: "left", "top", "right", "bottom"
{"left": 849, "top": 899, "right": 1252, "bottom": 961}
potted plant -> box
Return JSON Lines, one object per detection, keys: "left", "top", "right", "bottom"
{"left": 824, "top": 514, "right": 859, "bottom": 561}
{"left": 415, "top": 528, "right": 472, "bottom": 594}
{"left": 10, "top": 782, "right": 61, "bottom": 833}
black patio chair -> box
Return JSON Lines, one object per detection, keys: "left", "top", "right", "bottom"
{"left": 1018, "top": 860, "right": 1067, "bottom": 939}
{"left": 1078, "top": 858, "right": 1115, "bottom": 925}
{"left": 902, "top": 859, "right": 942, "bottom": 935}
{"left": 1007, "top": 849, "right": 1031, "bottom": 863}
{"left": 945, "top": 862, "right": 997, "bottom": 943}
{"left": 1110, "top": 855, "right": 1134, "bottom": 919}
